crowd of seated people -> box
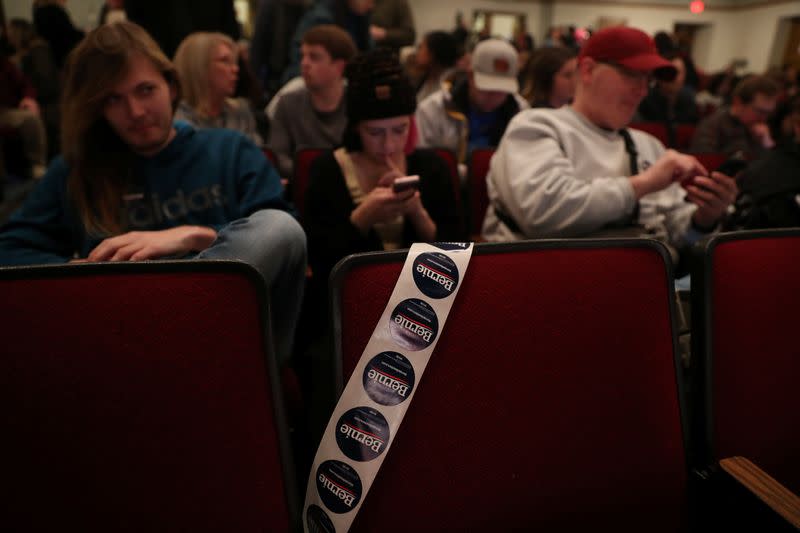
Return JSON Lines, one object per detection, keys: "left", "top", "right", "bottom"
{"left": 1, "top": 2, "right": 799, "bottom": 488}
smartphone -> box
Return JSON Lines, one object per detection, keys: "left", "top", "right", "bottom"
{"left": 716, "top": 158, "right": 748, "bottom": 177}
{"left": 392, "top": 175, "right": 420, "bottom": 193}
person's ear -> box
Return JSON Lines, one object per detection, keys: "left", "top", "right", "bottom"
{"left": 333, "top": 58, "right": 347, "bottom": 77}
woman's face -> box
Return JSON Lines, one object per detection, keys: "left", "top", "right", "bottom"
{"left": 551, "top": 57, "right": 577, "bottom": 107}
{"left": 357, "top": 115, "right": 411, "bottom": 165}
{"left": 208, "top": 42, "right": 239, "bottom": 102}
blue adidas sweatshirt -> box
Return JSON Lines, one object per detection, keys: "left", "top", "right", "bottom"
{"left": 0, "top": 121, "right": 289, "bottom": 265}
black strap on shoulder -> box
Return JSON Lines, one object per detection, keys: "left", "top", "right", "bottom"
{"left": 619, "top": 128, "right": 639, "bottom": 175}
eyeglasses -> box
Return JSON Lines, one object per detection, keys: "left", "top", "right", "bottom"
{"left": 598, "top": 61, "right": 653, "bottom": 85}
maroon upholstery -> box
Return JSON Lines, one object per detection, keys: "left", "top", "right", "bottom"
{"left": 0, "top": 261, "right": 298, "bottom": 531}
{"left": 630, "top": 122, "right": 669, "bottom": 146}
{"left": 675, "top": 124, "right": 696, "bottom": 151}
{"left": 293, "top": 148, "right": 325, "bottom": 219}
{"left": 331, "top": 240, "right": 688, "bottom": 531}
{"left": 693, "top": 153, "right": 727, "bottom": 173}
{"left": 695, "top": 230, "right": 800, "bottom": 493}
{"left": 468, "top": 147, "right": 494, "bottom": 237}
{"left": 431, "top": 147, "right": 461, "bottom": 207}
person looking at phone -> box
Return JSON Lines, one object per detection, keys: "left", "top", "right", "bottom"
{"left": 482, "top": 26, "right": 738, "bottom": 258}
{"left": 305, "top": 47, "right": 462, "bottom": 284}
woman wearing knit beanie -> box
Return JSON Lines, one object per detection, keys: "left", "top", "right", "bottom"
{"left": 304, "top": 47, "right": 463, "bottom": 286}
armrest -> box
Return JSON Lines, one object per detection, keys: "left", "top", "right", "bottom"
{"left": 719, "top": 456, "right": 800, "bottom": 528}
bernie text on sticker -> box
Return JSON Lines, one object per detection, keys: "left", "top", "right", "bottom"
{"left": 339, "top": 423, "right": 385, "bottom": 452}
{"left": 394, "top": 314, "right": 433, "bottom": 342}
{"left": 318, "top": 473, "right": 356, "bottom": 508}
{"left": 367, "top": 368, "right": 409, "bottom": 397}
{"left": 415, "top": 263, "right": 455, "bottom": 291}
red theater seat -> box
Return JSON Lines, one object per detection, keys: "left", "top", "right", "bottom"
{"left": 693, "top": 152, "right": 727, "bottom": 172}
{"left": 691, "top": 229, "right": 800, "bottom": 494}
{"left": 330, "top": 240, "right": 690, "bottom": 531}
{"left": 293, "top": 148, "right": 325, "bottom": 219}
{"left": 467, "top": 147, "right": 494, "bottom": 239}
{"left": 630, "top": 121, "right": 669, "bottom": 146}
{"left": 0, "top": 261, "right": 299, "bottom": 531}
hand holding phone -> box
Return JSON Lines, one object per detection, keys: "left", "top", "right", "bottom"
{"left": 392, "top": 175, "right": 420, "bottom": 193}
{"left": 715, "top": 158, "right": 748, "bottom": 178}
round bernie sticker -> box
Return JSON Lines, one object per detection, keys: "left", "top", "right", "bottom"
{"left": 363, "top": 351, "right": 415, "bottom": 406}
{"left": 335, "top": 407, "right": 390, "bottom": 462}
{"left": 306, "top": 505, "right": 335, "bottom": 533}
{"left": 433, "top": 242, "right": 470, "bottom": 251}
{"left": 413, "top": 252, "right": 460, "bottom": 299}
{"left": 389, "top": 298, "right": 439, "bottom": 351}
{"left": 316, "top": 460, "right": 362, "bottom": 514}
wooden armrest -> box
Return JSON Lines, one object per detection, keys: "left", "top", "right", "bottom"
{"left": 719, "top": 456, "right": 800, "bottom": 528}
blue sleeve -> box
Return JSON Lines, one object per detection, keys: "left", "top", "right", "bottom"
{"left": 233, "top": 137, "right": 294, "bottom": 218}
{"left": 0, "top": 159, "right": 78, "bottom": 265}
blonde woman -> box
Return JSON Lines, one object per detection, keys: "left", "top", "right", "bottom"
{"left": 174, "top": 32, "right": 263, "bottom": 146}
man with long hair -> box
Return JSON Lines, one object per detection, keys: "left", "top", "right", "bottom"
{"left": 0, "top": 22, "right": 306, "bottom": 365}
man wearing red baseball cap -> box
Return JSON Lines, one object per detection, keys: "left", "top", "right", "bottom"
{"left": 482, "top": 26, "right": 737, "bottom": 257}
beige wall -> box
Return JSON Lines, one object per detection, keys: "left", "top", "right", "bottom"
{"left": 407, "top": 0, "right": 800, "bottom": 73}
{"left": 6, "top": 0, "right": 798, "bottom": 74}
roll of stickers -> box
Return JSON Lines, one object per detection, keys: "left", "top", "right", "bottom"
{"left": 303, "top": 242, "right": 474, "bottom": 532}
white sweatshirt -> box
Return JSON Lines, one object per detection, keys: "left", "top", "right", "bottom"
{"left": 482, "top": 106, "right": 697, "bottom": 248}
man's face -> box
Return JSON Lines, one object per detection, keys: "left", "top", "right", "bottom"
{"left": 468, "top": 74, "right": 508, "bottom": 113}
{"left": 575, "top": 58, "right": 650, "bottom": 130}
{"left": 102, "top": 53, "right": 176, "bottom": 157}
{"left": 734, "top": 92, "right": 777, "bottom": 127}
{"left": 300, "top": 43, "right": 343, "bottom": 91}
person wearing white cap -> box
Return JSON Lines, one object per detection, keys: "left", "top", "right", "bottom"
{"left": 415, "top": 38, "right": 528, "bottom": 169}
{"left": 482, "top": 26, "right": 737, "bottom": 263}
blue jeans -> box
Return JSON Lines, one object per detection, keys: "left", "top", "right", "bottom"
{"left": 198, "top": 209, "right": 307, "bottom": 366}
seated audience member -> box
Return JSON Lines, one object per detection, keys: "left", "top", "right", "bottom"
{"left": 305, "top": 48, "right": 461, "bottom": 284}
{"left": 7, "top": 18, "right": 60, "bottom": 158}
{"left": 412, "top": 30, "right": 460, "bottom": 103}
{"left": 32, "top": 0, "right": 85, "bottom": 71}
{"left": 124, "top": 0, "right": 240, "bottom": 60}
{"left": 0, "top": 54, "right": 48, "bottom": 179}
{"left": 636, "top": 55, "right": 698, "bottom": 125}
{"left": 97, "top": 0, "right": 127, "bottom": 26}
{"left": 521, "top": 46, "right": 577, "bottom": 108}
{"left": 267, "top": 25, "right": 356, "bottom": 180}
{"left": 690, "top": 74, "right": 780, "bottom": 158}
{"left": 482, "top": 26, "right": 737, "bottom": 256}
{"left": 282, "top": 0, "right": 374, "bottom": 84}
{"left": 174, "top": 32, "right": 263, "bottom": 146}
{"left": 370, "top": 0, "right": 415, "bottom": 50}
{"left": 249, "top": 0, "right": 310, "bottom": 98}
{"left": 0, "top": 22, "right": 306, "bottom": 365}
{"left": 416, "top": 38, "right": 528, "bottom": 167}
{"left": 724, "top": 95, "right": 800, "bottom": 230}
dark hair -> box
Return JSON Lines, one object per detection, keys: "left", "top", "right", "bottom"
{"left": 653, "top": 31, "right": 677, "bottom": 59}
{"left": 733, "top": 74, "right": 781, "bottom": 104}
{"left": 302, "top": 24, "right": 357, "bottom": 62}
{"left": 425, "top": 31, "right": 459, "bottom": 68}
{"left": 521, "top": 47, "right": 576, "bottom": 105}
{"left": 342, "top": 48, "right": 416, "bottom": 151}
